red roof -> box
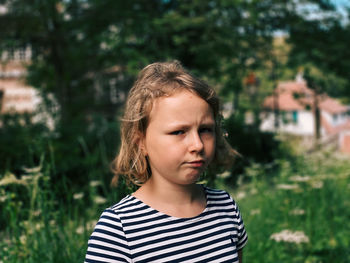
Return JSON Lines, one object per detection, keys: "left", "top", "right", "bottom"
{"left": 319, "top": 97, "right": 348, "bottom": 114}
{"left": 263, "top": 81, "right": 348, "bottom": 114}
{"left": 263, "top": 92, "right": 304, "bottom": 111}
{"left": 277, "top": 81, "right": 312, "bottom": 96}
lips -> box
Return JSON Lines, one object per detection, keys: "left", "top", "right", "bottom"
{"left": 187, "top": 160, "right": 205, "bottom": 168}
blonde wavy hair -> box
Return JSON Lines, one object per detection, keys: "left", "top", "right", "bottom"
{"left": 111, "top": 61, "right": 237, "bottom": 186}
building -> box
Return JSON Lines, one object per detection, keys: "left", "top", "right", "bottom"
{"left": 260, "top": 79, "right": 350, "bottom": 154}
{"left": 0, "top": 45, "right": 41, "bottom": 114}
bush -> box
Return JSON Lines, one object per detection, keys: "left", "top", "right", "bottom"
{"left": 223, "top": 114, "right": 293, "bottom": 186}
{"left": 0, "top": 113, "right": 49, "bottom": 175}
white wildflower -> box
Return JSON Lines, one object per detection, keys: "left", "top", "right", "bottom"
{"left": 250, "top": 209, "right": 261, "bottom": 215}
{"left": 35, "top": 223, "right": 42, "bottom": 231}
{"left": 0, "top": 195, "right": 7, "bottom": 202}
{"left": 0, "top": 173, "right": 27, "bottom": 186}
{"left": 19, "top": 235, "right": 27, "bottom": 245}
{"left": 100, "top": 42, "right": 108, "bottom": 50}
{"left": 250, "top": 188, "right": 258, "bottom": 195}
{"left": 94, "top": 196, "right": 107, "bottom": 204}
{"left": 109, "top": 25, "right": 119, "bottom": 33}
{"left": 33, "top": 210, "right": 41, "bottom": 217}
{"left": 76, "top": 226, "right": 84, "bottom": 235}
{"left": 50, "top": 220, "right": 56, "bottom": 226}
{"left": 236, "top": 192, "right": 246, "bottom": 200}
{"left": 64, "top": 13, "right": 71, "bottom": 21}
{"left": 289, "top": 175, "right": 310, "bottom": 182}
{"left": 22, "top": 166, "right": 41, "bottom": 174}
{"left": 21, "top": 220, "right": 29, "bottom": 228}
{"left": 311, "top": 181, "right": 324, "bottom": 189}
{"left": 21, "top": 173, "right": 43, "bottom": 181}
{"left": 76, "top": 32, "right": 84, "bottom": 41}
{"left": 217, "top": 171, "right": 231, "bottom": 178}
{"left": 276, "top": 184, "right": 299, "bottom": 190}
{"left": 270, "top": 230, "right": 309, "bottom": 244}
{"left": 73, "top": 192, "right": 84, "bottom": 200}
{"left": 21, "top": 175, "right": 34, "bottom": 181}
{"left": 89, "top": 180, "right": 102, "bottom": 187}
{"left": 289, "top": 208, "right": 305, "bottom": 216}
{"left": 245, "top": 163, "right": 262, "bottom": 177}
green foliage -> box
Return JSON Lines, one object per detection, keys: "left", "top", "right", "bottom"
{"left": 223, "top": 114, "right": 293, "bottom": 185}
{"left": 0, "top": 157, "right": 134, "bottom": 262}
{"left": 1, "top": 1, "right": 350, "bottom": 261}
{"left": 220, "top": 151, "right": 350, "bottom": 263}
{"left": 1, "top": 145, "right": 350, "bottom": 262}
{"left": 0, "top": 113, "right": 49, "bottom": 175}
{"left": 0, "top": 112, "right": 123, "bottom": 206}
{"left": 288, "top": 6, "right": 350, "bottom": 99}
{"left": 1, "top": 0, "right": 324, "bottom": 131}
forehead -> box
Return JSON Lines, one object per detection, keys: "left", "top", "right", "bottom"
{"left": 148, "top": 90, "right": 214, "bottom": 124}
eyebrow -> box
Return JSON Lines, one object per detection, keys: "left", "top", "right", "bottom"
{"left": 166, "top": 121, "right": 215, "bottom": 130}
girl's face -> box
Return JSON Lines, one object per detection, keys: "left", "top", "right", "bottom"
{"left": 141, "top": 90, "right": 216, "bottom": 187}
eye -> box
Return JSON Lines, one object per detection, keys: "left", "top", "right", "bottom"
{"left": 199, "top": 127, "right": 214, "bottom": 134}
{"left": 170, "top": 130, "right": 185, "bottom": 135}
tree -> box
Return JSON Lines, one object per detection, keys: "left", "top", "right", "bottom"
{"left": 288, "top": 1, "right": 350, "bottom": 100}
{"left": 1, "top": 0, "right": 345, "bottom": 187}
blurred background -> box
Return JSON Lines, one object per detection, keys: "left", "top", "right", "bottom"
{"left": 0, "top": 0, "right": 349, "bottom": 262}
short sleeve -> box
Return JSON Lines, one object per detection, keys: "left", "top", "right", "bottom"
{"left": 227, "top": 193, "right": 248, "bottom": 251}
{"left": 84, "top": 209, "right": 132, "bottom": 263}
{"left": 236, "top": 205, "right": 248, "bottom": 251}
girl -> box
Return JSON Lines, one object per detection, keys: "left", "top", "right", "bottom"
{"left": 85, "top": 61, "right": 248, "bottom": 263}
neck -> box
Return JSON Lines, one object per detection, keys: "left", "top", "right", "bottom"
{"left": 151, "top": 178, "right": 201, "bottom": 204}
{"left": 134, "top": 177, "right": 203, "bottom": 206}
{"left": 133, "top": 177, "right": 207, "bottom": 218}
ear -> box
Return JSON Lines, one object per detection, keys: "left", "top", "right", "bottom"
{"left": 135, "top": 132, "right": 147, "bottom": 156}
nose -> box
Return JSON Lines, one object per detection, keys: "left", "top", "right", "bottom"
{"left": 188, "top": 132, "right": 204, "bottom": 153}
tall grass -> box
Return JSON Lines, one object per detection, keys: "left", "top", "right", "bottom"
{"left": 221, "top": 151, "right": 350, "bottom": 263}
{"left": 1, "top": 150, "right": 349, "bottom": 262}
{"left": 0, "top": 160, "right": 131, "bottom": 263}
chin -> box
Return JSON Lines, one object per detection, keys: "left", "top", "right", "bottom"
{"left": 183, "top": 173, "right": 202, "bottom": 184}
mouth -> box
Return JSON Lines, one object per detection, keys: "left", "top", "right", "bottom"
{"left": 187, "top": 160, "right": 205, "bottom": 168}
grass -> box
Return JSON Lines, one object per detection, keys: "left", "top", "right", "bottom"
{"left": 221, "top": 151, "right": 350, "bottom": 263}
{"left": 1, "top": 150, "right": 350, "bottom": 262}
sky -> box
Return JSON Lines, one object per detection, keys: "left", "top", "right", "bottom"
{"left": 332, "top": 0, "right": 349, "bottom": 24}
{"left": 332, "top": 0, "right": 349, "bottom": 7}
{"left": 331, "top": 0, "right": 350, "bottom": 13}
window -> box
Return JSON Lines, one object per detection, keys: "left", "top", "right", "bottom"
{"left": 292, "top": 111, "right": 298, "bottom": 123}
{"left": 18, "top": 47, "right": 27, "bottom": 60}
{"left": 333, "top": 114, "right": 338, "bottom": 123}
{"left": 1, "top": 45, "right": 31, "bottom": 61}
{"left": 7, "top": 46, "right": 15, "bottom": 60}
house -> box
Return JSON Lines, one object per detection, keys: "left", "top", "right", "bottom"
{"left": 260, "top": 79, "right": 350, "bottom": 154}
{"left": 0, "top": 45, "right": 41, "bottom": 114}
{"left": 0, "top": 45, "right": 59, "bottom": 130}
{"left": 0, "top": 44, "right": 129, "bottom": 128}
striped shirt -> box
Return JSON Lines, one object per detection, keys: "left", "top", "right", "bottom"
{"left": 85, "top": 187, "right": 248, "bottom": 263}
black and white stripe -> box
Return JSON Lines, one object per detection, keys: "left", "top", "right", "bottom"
{"left": 85, "top": 187, "right": 248, "bottom": 263}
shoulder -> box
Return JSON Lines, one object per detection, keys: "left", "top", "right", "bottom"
{"left": 92, "top": 195, "right": 136, "bottom": 232}
{"left": 204, "top": 186, "right": 241, "bottom": 212}
{"left": 204, "top": 186, "right": 229, "bottom": 195}
{"left": 103, "top": 194, "right": 146, "bottom": 217}
{"left": 204, "top": 186, "right": 236, "bottom": 202}
{"left": 89, "top": 195, "right": 146, "bottom": 238}
{"left": 109, "top": 195, "right": 137, "bottom": 211}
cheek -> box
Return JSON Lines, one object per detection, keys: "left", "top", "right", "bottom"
{"left": 206, "top": 137, "right": 216, "bottom": 160}
{"left": 146, "top": 136, "right": 178, "bottom": 158}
